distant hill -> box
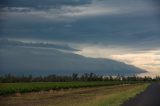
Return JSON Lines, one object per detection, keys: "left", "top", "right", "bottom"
{"left": 0, "top": 47, "right": 147, "bottom": 76}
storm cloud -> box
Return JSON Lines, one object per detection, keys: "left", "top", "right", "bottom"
{"left": 0, "top": 0, "right": 160, "bottom": 50}
{"left": 0, "top": 0, "right": 160, "bottom": 75}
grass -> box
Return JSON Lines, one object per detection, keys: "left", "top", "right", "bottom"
{"left": 0, "top": 81, "right": 144, "bottom": 95}
{"left": 90, "top": 83, "right": 149, "bottom": 106}
{"left": 0, "top": 83, "right": 149, "bottom": 106}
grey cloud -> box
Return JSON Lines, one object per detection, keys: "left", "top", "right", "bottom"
{"left": 1, "top": 0, "right": 159, "bottom": 76}
{"left": 0, "top": 39, "right": 78, "bottom": 51}
{"left": 1, "top": 0, "right": 158, "bottom": 22}
{"left": 0, "top": 0, "right": 160, "bottom": 53}
{"left": 0, "top": 47, "right": 146, "bottom": 75}
{"left": 0, "top": 0, "right": 92, "bottom": 9}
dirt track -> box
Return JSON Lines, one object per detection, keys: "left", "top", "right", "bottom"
{"left": 122, "top": 82, "right": 160, "bottom": 106}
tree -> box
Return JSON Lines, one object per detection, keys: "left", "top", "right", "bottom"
{"left": 72, "top": 73, "right": 78, "bottom": 81}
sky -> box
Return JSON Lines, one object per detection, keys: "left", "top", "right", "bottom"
{"left": 0, "top": 0, "right": 160, "bottom": 76}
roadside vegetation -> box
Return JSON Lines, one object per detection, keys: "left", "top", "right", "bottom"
{"left": 0, "top": 73, "right": 158, "bottom": 95}
{"left": 92, "top": 83, "right": 149, "bottom": 106}
{"left": 0, "top": 81, "right": 145, "bottom": 95}
{"left": 0, "top": 83, "right": 149, "bottom": 106}
{"left": 0, "top": 73, "right": 154, "bottom": 106}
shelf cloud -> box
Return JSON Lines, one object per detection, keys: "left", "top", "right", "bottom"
{"left": 0, "top": 0, "right": 160, "bottom": 76}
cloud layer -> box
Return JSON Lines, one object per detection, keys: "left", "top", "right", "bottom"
{"left": 1, "top": 0, "right": 159, "bottom": 50}
{"left": 0, "top": 39, "right": 78, "bottom": 51}
{"left": 0, "top": 46, "right": 146, "bottom": 75}
{"left": 0, "top": 0, "right": 160, "bottom": 75}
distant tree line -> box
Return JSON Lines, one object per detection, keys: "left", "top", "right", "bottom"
{"left": 0, "top": 73, "right": 159, "bottom": 83}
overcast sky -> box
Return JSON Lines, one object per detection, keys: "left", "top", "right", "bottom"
{"left": 0, "top": 0, "right": 160, "bottom": 76}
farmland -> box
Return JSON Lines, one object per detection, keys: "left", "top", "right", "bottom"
{"left": 0, "top": 83, "right": 149, "bottom": 106}
{"left": 0, "top": 81, "right": 145, "bottom": 95}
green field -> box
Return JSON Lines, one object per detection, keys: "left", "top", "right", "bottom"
{"left": 0, "top": 81, "right": 144, "bottom": 95}
{"left": 0, "top": 83, "right": 149, "bottom": 106}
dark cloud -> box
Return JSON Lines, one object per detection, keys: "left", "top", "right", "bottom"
{"left": 1, "top": 8, "right": 159, "bottom": 50}
{"left": 0, "top": 47, "right": 146, "bottom": 75}
{"left": 0, "top": 0, "right": 91, "bottom": 9}
{"left": 0, "top": 39, "right": 78, "bottom": 51}
{"left": 0, "top": 0, "right": 160, "bottom": 75}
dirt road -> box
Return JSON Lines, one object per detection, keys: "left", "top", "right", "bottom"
{"left": 122, "top": 82, "right": 160, "bottom": 106}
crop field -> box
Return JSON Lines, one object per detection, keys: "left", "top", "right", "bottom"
{"left": 0, "top": 81, "right": 144, "bottom": 95}
{"left": 0, "top": 83, "right": 149, "bottom": 106}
